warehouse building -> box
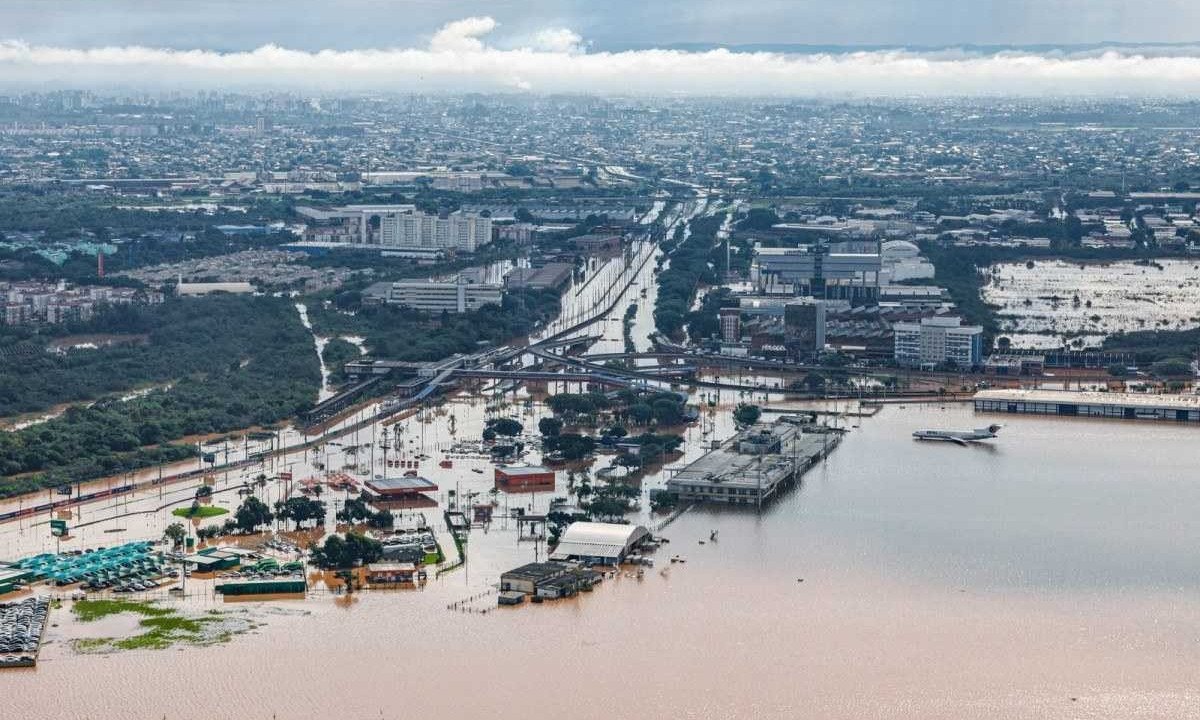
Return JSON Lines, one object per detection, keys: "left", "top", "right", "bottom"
{"left": 974, "top": 389, "right": 1200, "bottom": 423}
{"left": 499, "top": 561, "right": 602, "bottom": 598}
{"left": 549, "top": 521, "right": 651, "bottom": 565}
{"left": 494, "top": 465, "right": 556, "bottom": 492}
{"left": 215, "top": 576, "right": 306, "bottom": 596}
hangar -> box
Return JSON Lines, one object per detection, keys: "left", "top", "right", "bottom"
{"left": 549, "top": 521, "right": 651, "bottom": 565}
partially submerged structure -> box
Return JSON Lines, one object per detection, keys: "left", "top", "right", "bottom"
{"left": 666, "top": 417, "right": 840, "bottom": 506}
{"left": 499, "top": 561, "right": 602, "bottom": 600}
{"left": 548, "top": 522, "right": 652, "bottom": 565}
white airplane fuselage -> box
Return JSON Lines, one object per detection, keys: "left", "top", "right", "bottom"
{"left": 912, "top": 424, "right": 1002, "bottom": 446}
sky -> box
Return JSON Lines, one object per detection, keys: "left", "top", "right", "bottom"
{"left": 3, "top": 1, "right": 1200, "bottom": 95}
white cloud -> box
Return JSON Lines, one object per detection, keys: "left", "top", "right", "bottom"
{"left": 428, "top": 16, "right": 497, "bottom": 54}
{"left": 531, "top": 28, "right": 583, "bottom": 54}
{"left": 4, "top": 17, "right": 1200, "bottom": 95}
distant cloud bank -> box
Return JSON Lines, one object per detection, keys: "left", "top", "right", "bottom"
{"left": 3, "top": 16, "right": 1200, "bottom": 95}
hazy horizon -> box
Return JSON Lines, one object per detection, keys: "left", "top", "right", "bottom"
{"left": 3, "top": 3, "right": 1200, "bottom": 95}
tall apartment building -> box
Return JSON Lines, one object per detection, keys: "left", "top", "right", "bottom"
{"left": 893, "top": 316, "right": 983, "bottom": 368}
{"left": 379, "top": 212, "right": 492, "bottom": 253}
{"left": 298, "top": 204, "right": 492, "bottom": 253}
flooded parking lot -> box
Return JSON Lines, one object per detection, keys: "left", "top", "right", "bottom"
{"left": 982, "top": 259, "right": 1200, "bottom": 349}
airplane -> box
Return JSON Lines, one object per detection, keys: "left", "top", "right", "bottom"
{"left": 912, "top": 424, "right": 1003, "bottom": 446}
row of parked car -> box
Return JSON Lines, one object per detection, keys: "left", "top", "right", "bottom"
{"left": 80, "top": 569, "right": 180, "bottom": 593}
{"left": 0, "top": 596, "right": 49, "bottom": 668}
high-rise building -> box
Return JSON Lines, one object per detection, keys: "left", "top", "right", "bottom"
{"left": 719, "top": 308, "right": 742, "bottom": 343}
{"left": 893, "top": 316, "right": 983, "bottom": 368}
{"left": 378, "top": 211, "right": 492, "bottom": 252}
{"left": 783, "top": 300, "right": 826, "bottom": 359}
{"left": 298, "top": 205, "right": 492, "bottom": 253}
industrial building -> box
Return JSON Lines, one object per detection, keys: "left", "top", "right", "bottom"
{"left": 751, "top": 242, "right": 882, "bottom": 303}
{"left": 893, "top": 316, "right": 983, "bottom": 368}
{"left": 363, "top": 276, "right": 504, "bottom": 313}
{"left": 666, "top": 418, "right": 839, "bottom": 506}
{"left": 503, "top": 263, "right": 573, "bottom": 291}
{"left": 548, "top": 521, "right": 651, "bottom": 565}
{"left": 365, "top": 562, "right": 425, "bottom": 585}
{"left": 365, "top": 476, "right": 439, "bottom": 500}
{"left": 974, "top": 389, "right": 1200, "bottom": 423}
{"left": 184, "top": 547, "right": 248, "bottom": 572}
{"left": 494, "top": 465, "right": 556, "bottom": 492}
{"left": 500, "top": 561, "right": 603, "bottom": 598}
{"left": 215, "top": 576, "right": 306, "bottom": 596}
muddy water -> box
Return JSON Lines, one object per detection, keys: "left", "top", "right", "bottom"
{"left": 983, "top": 258, "right": 1200, "bottom": 349}
{"left": 8, "top": 401, "right": 1200, "bottom": 719}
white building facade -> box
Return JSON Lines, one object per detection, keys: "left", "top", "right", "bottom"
{"left": 893, "top": 316, "right": 983, "bottom": 368}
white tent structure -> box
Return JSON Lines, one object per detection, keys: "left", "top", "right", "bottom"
{"left": 549, "top": 521, "right": 650, "bottom": 565}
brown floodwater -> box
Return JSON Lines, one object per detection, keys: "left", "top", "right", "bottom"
{"left": 8, "top": 400, "right": 1200, "bottom": 719}
{"left": 7, "top": 220, "right": 1200, "bottom": 717}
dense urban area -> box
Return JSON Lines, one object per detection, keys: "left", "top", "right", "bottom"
{"left": 3, "top": 89, "right": 1200, "bottom": 717}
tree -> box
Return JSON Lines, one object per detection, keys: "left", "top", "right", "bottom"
{"left": 733, "top": 403, "right": 762, "bottom": 427}
{"left": 586, "top": 496, "right": 629, "bottom": 520}
{"left": 487, "top": 418, "right": 523, "bottom": 436}
{"left": 370, "top": 509, "right": 394, "bottom": 529}
{"left": 234, "top": 496, "right": 273, "bottom": 533}
{"left": 313, "top": 532, "right": 383, "bottom": 569}
{"left": 538, "top": 417, "right": 563, "bottom": 437}
{"left": 602, "top": 424, "right": 627, "bottom": 438}
{"left": 651, "top": 398, "right": 684, "bottom": 425}
{"left": 276, "top": 496, "right": 326, "bottom": 529}
{"left": 163, "top": 522, "right": 187, "bottom": 548}
{"left": 629, "top": 402, "right": 653, "bottom": 424}
{"left": 550, "top": 433, "right": 595, "bottom": 460}
{"left": 1151, "top": 358, "right": 1194, "bottom": 377}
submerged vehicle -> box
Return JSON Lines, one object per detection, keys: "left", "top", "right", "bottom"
{"left": 912, "top": 424, "right": 1003, "bottom": 446}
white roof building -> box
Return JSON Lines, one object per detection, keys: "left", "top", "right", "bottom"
{"left": 549, "top": 522, "right": 650, "bottom": 565}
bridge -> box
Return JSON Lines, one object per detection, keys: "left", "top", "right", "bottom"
{"left": 452, "top": 369, "right": 640, "bottom": 388}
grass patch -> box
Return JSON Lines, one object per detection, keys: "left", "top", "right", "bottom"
{"left": 172, "top": 505, "right": 228, "bottom": 519}
{"left": 73, "top": 599, "right": 172, "bottom": 622}
{"left": 72, "top": 599, "right": 241, "bottom": 653}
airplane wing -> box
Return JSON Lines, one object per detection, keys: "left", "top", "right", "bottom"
{"left": 951, "top": 437, "right": 968, "bottom": 446}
